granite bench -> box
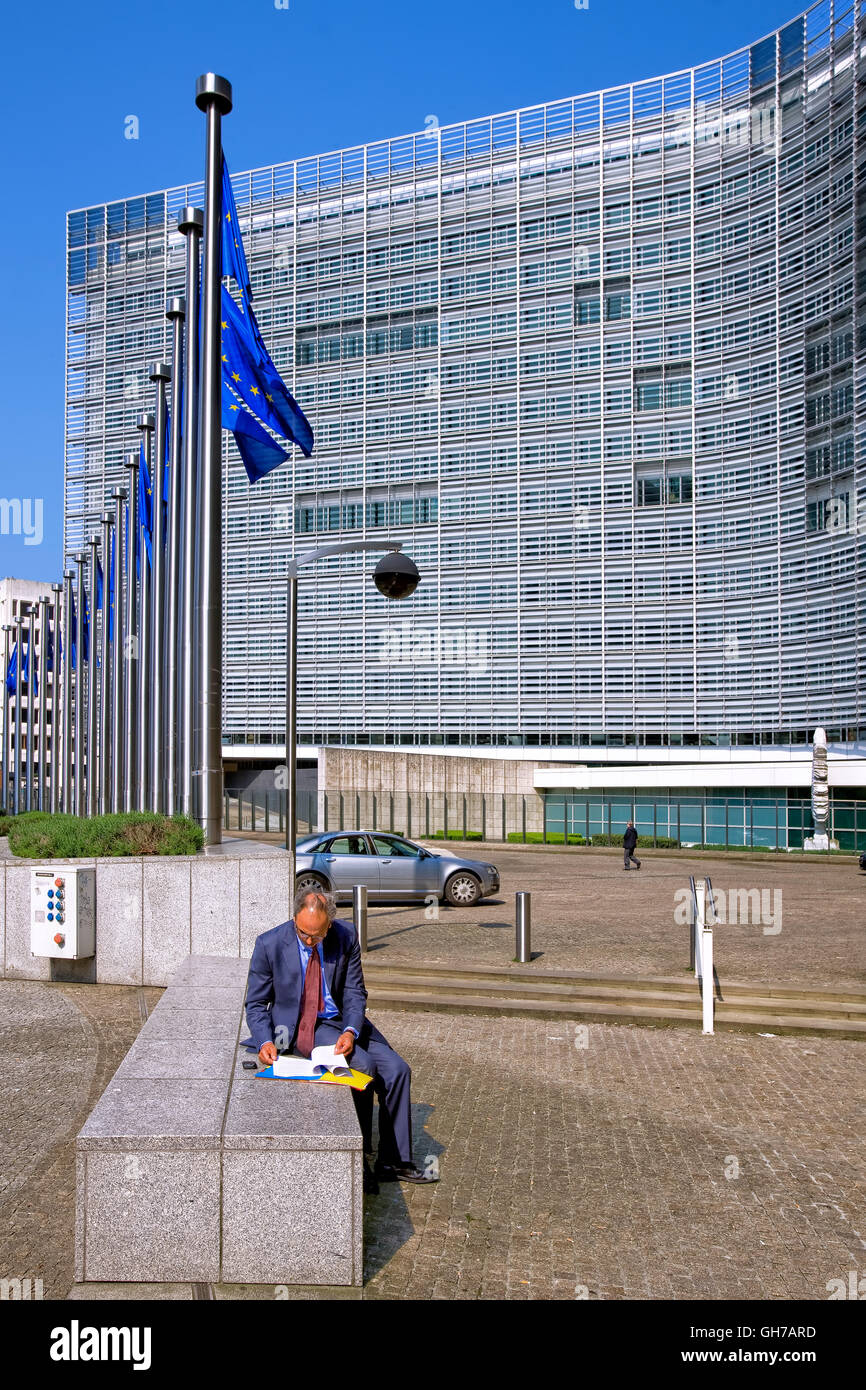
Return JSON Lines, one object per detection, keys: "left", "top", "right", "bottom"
{"left": 74, "top": 954, "right": 364, "bottom": 1287}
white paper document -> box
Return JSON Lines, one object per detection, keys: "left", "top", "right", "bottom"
{"left": 271, "top": 1045, "right": 353, "bottom": 1080}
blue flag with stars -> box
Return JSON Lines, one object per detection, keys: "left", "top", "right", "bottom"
{"left": 221, "top": 157, "right": 253, "bottom": 303}
{"left": 138, "top": 442, "right": 153, "bottom": 569}
{"left": 22, "top": 642, "right": 38, "bottom": 698}
{"left": 108, "top": 533, "right": 116, "bottom": 641}
{"left": 221, "top": 287, "right": 313, "bottom": 457}
{"left": 222, "top": 381, "right": 289, "bottom": 484}
{"left": 5, "top": 642, "right": 17, "bottom": 695}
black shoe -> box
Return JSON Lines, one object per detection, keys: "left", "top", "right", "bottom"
{"left": 374, "top": 1161, "right": 439, "bottom": 1184}
{"left": 362, "top": 1159, "right": 379, "bottom": 1195}
{"left": 636, "top": 861, "right": 642, "bottom": 870}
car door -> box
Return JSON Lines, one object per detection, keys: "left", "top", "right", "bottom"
{"left": 369, "top": 834, "right": 432, "bottom": 898}
{"left": 318, "top": 835, "right": 379, "bottom": 896}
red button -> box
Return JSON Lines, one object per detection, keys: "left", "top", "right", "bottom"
{"left": 54, "top": 878, "right": 64, "bottom": 888}
{"left": 53, "top": 933, "right": 65, "bottom": 946}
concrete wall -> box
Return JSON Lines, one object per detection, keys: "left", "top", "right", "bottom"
{"left": 318, "top": 747, "right": 555, "bottom": 796}
{"left": 317, "top": 748, "right": 549, "bottom": 836}
{"left": 0, "top": 850, "right": 292, "bottom": 988}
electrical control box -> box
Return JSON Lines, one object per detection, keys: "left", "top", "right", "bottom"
{"left": 30, "top": 867, "right": 96, "bottom": 959}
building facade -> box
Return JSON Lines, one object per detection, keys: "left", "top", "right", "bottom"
{"left": 65, "top": 2, "right": 865, "bottom": 780}
{"left": 0, "top": 577, "right": 61, "bottom": 808}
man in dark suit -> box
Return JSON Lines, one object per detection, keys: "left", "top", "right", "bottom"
{"left": 245, "top": 888, "right": 438, "bottom": 1189}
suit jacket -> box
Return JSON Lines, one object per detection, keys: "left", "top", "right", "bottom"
{"left": 245, "top": 917, "right": 367, "bottom": 1053}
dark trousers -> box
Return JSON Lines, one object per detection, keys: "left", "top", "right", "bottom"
{"left": 288, "top": 1015, "right": 413, "bottom": 1166}
{"left": 623, "top": 846, "right": 640, "bottom": 867}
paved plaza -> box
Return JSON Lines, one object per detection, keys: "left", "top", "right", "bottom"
{"left": 250, "top": 838, "right": 866, "bottom": 992}
{"left": 1, "top": 969, "right": 863, "bottom": 1299}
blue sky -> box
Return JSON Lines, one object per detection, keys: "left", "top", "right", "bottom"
{"left": 0, "top": 0, "right": 800, "bottom": 581}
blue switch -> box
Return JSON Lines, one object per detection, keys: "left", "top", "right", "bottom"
{"left": 47, "top": 912, "right": 54, "bottom": 921}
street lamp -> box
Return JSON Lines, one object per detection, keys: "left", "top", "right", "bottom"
{"left": 284, "top": 540, "right": 420, "bottom": 880}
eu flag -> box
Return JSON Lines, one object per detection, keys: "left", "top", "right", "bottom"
{"left": 222, "top": 381, "right": 289, "bottom": 484}
{"left": 108, "top": 533, "right": 116, "bottom": 641}
{"left": 83, "top": 590, "right": 90, "bottom": 664}
{"left": 221, "top": 157, "right": 253, "bottom": 303}
{"left": 70, "top": 592, "right": 77, "bottom": 671}
{"left": 138, "top": 442, "right": 154, "bottom": 569}
{"left": 96, "top": 556, "right": 104, "bottom": 611}
{"left": 5, "top": 642, "right": 17, "bottom": 695}
{"left": 221, "top": 287, "right": 313, "bottom": 457}
{"left": 22, "top": 643, "right": 38, "bottom": 698}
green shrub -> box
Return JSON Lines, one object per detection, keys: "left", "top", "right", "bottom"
{"left": 506, "top": 831, "right": 586, "bottom": 844}
{"left": 586, "top": 833, "right": 679, "bottom": 848}
{"left": 430, "top": 829, "right": 483, "bottom": 841}
{"left": 7, "top": 811, "right": 204, "bottom": 859}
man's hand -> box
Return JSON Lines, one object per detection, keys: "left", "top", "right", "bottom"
{"left": 333, "top": 1030, "right": 355, "bottom": 1059}
{"left": 258, "top": 1041, "right": 278, "bottom": 1066}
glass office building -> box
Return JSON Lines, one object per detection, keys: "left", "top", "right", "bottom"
{"left": 65, "top": 1, "right": 865, "bottom": 757}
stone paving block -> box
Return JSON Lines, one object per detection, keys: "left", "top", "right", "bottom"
{"left": 142, "top": 860, "right": 191, "bottom": 986}
{"left": 221, "top": 1148, "right": 361, "bottom": 1285}
{"left": 191, "top": 858, "right": 240, "bottom": 958}
{"left": 80, "top": 1150, "right": 221, "bottom": 1282}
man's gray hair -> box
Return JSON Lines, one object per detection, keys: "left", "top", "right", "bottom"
{"left": 293, "top": 886, "right": 337, "bottom": 922}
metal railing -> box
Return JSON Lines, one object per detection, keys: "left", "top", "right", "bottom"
{"left": 223, "top": 788, "right": 866, "bottom": 852}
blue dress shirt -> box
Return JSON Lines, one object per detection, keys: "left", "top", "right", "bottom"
{"left": 295, "top": 934, "right": 358, "bottom": 1038}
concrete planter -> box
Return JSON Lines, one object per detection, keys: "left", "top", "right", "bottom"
{"left": 0, "top": 840, "right": 291, "bottom": 986}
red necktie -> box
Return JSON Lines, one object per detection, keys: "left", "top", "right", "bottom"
{"left": 296, "top": 946, "right": 323, "bottom": 1058}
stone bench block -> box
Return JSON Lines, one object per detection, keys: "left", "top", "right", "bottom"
{"left": 75, "top": 954, "right": 364, "bottom": 1287}
{"left": 76, "top": 1079, "right": 227, "bottom": 1150}
{"left": 113, "top": 1039, "right": 238, "bottom": 1082}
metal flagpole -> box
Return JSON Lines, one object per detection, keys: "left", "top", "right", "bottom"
{"left": 285, "top": 575, "right": 298, "bottom": 872}
{"left": 111, "top": 488, "right": 126, "bottom": 812}
{"left": 74, "top": 555, "right": 87, "bottom": 817}
{"left": 1, "top": 624, "right": 10, "bottom": 812}
{"left": 195, "top": 73, "right": 232, "bottom": 846}
{"left": 50, "top": 582, "right": 62, "bottom": 814}
{"left": 61, "top": 570, "right": 74, "bottom": 813}
{"left": 178, "top": 208, "right": 203, "bottom": 820}
{"left": 166, "top": 297, "right": 185, "bottom": 816}
{"left": 37, "top": 594, "right": 49, "bottom": 810}
{"left": 24, "top": 609, "right": 35, "bottom": 812}
{"left": 13, "top": 613, "right": 23, "bottom": 815}
{"left": 99, "top": 512, "right": 113, "bottom": 814}
{"left": 149, "top": 363, "right": 170, "bottom": 813}
{"left": 136, "top": 415, "right": 154, "bottom": 813}
{"left": 123, "top": 453, "right": 139, "bottom": 813}
{"left": 87, "top": 535, "right": 100, "bottom": 817}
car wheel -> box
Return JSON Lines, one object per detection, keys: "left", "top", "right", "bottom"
{"left": 295, "top": 872, "right": 330, "bottom": 898}
{"left": 445, "top": 872, "right": 482, "bottom": 906}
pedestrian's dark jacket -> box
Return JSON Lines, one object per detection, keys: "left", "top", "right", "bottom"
{"left": 623, "top": 825, "right": 638, "bottom": 851}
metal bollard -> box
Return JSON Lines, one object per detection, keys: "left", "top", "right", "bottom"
{"left": 701, "top": 927, "right": 714, "bottom": 1035}
{"left": 353, "top": 884, "right": 368, "bottom": 953}
{"left": 515, "top": 891, "right": 531, "bottom": 963}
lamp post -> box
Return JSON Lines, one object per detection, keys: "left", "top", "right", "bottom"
{"left": 283, "top": 541, "right": 420, "bottom": 886}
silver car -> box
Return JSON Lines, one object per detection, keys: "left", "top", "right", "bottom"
{"left": 294, "top": 830, "right": 500, "bottom": 907}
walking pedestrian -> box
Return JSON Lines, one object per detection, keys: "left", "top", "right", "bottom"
{"left": 623, "top": 820, "right": 641, "bottom": 870}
